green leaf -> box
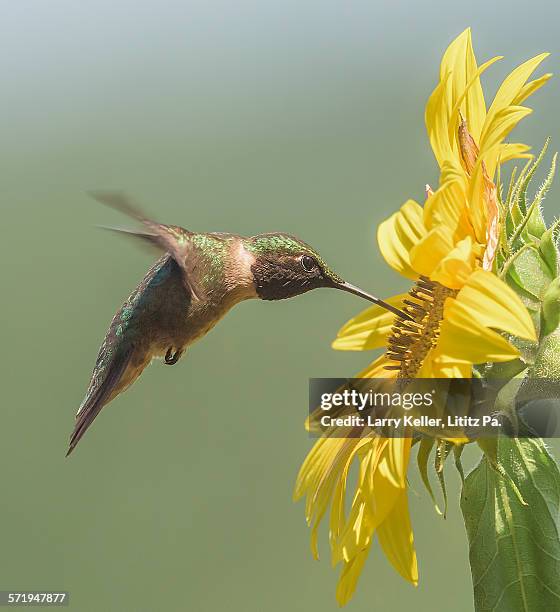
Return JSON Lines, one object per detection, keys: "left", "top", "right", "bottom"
{"left": 461, "top": 438, "right": 560, "bottom": 612}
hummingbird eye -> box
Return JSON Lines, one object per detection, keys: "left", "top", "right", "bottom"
{"left": 301, "top": 254, "right": 318, "bottom": 272}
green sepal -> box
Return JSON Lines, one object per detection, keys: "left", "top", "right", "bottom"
{"left": 416, "top": 436, "right": 442, "bottom": 515}
{"left": 511, "top": 157, "right": 536, "bottom": 218}
{"left": 453, "top": 444, "right": 465, "bottom": 485}
{"left": 435, "top": 440, "right": 452, "bottom": 518}
{"left": 526, "top": 205, "right": 547, "bottom": 239}
{"left": 477, "top": 358, "right": 527, "bottom": 380}
{"left": 502, "top": 142, "right": 555, "bottom": 253}
{"left": 539, "top": 225, "right": 559, "bottom": 277}
{"left": 541, "top": 278, "right": 560, "bottom": 338}
{"left": 526, "top": 151, "right": 557, "bottom": 240}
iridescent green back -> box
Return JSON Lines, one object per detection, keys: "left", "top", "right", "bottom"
{"left": 190, "top": 233, "right": 232, "bottom": 289}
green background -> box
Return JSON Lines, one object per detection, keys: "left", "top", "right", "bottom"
{"left": 1, "top": 1, "right": 559, "bottom": 610}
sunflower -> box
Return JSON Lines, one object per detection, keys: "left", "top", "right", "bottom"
{"left": 295, "top": 28, "right": 548, "bottom": 606}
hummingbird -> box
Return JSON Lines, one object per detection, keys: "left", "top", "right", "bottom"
{"left": 66, "top": 192, "right": 410, "bottom": 456}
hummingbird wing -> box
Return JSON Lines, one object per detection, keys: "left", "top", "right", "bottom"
{"left": 67, "top": 254, "right": 188, "bottom": 456}
{"left": 89, "top": 191, "right": 204, "bottom": 301}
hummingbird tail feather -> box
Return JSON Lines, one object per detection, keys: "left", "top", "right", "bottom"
{"left": 66, "top": 346, "right": 134, "bottom": 457}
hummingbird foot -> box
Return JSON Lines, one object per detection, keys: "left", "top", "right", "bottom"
{"left": 164, "top": 347, "right": 184, "bottom": 365}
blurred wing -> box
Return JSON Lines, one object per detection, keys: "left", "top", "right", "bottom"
{"left": 90, "top": 191, "right": 204, "bottom": 300}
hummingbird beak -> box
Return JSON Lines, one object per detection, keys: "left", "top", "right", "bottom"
{"left": 335, "top": 281, "right": 413, "bottom": 321}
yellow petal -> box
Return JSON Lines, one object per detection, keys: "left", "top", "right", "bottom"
{"left": 430, "top": 236, "right": 477, "bottom": 289}
{"left": 294, "top": 436, "right": 346, "bottom": 503}
{"left": 426, "top": 73, "right": 452, "bottom": 167}
{"left": 347, "top": 441, "right": 409, "bottom": 540}
{"left": 377, "top": 437, "right": 411, "bottom": 489}
{"left": 332, "top": 294, "right": 406, "bottom": 351}
{"left": 480, "top": 106, "right": 533, "bottom": 176}
{"left": 377, "top": 490, "right": 418, "bottom": 586}
{"left": 329, "top": 438, "right": 373, "bottom": 562}
{"left": 496, "top": 142, "right": 532, "bottom": 164}
{"left": 378, "top": 200, "right": 426, "bottom": 279}
{"left": 485, "top": 53, "right": 549, "bottom": 119}
{"left": 513, "top": 73, "right": 553, "bottom": 105}
{"left": 339, "top": 497, "right": 374, "bottom": 563}
{"left": 454, "top": 270, "right": 537, "bottom": 341}
{"left": 424, "top": 160, "right": 473, "bottom": 237}
{"left": 482, "top": 106, "right": 532, "bottom": 151}
{"left": 307, "top": 438, "right": 358, "bottom": 560}
{"left": 342, "top": 443, "right": 404, "bottom": 533}
{"left": 409, "top": 226, "right": 454, "bottom": 278}
{"left": 448, "top": 55, "right": 502, "bottom": 147}
{"left": 437, "top": 271, "right": 536, "bottom": 363}
{"left": 358, "top": 354, "right": 397, "bottom": 379}
{"left": 438, "top": 30, "right": 481, "bottom": 134}
{"left": 461, "top": 30, "right": 487, "bottom": 142}
{"left": 426, "top": 355, "right": 472, "bottom": 378}
{"left": 481, "top": 53, "right": 549, "bottom": 156}
{"left": 438, "top": 304, "right": 520, "bottom": 363}
{"left": 336, "top": 542, "right": 371, "bottom": 606}
{"left": 427, "top": 29, "right": 497, "bottom": 166}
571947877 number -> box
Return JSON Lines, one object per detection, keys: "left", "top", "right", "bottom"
{"left": 2, "top": 592, "right": 68, "bottom": 606}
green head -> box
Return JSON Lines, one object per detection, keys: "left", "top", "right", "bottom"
{"left": 245, "top": 233, "right": 409, "bottom": 319}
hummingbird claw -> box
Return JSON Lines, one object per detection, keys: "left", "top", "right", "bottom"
{"left": 164, "top": 347, "right": 184, "bottom": 365}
